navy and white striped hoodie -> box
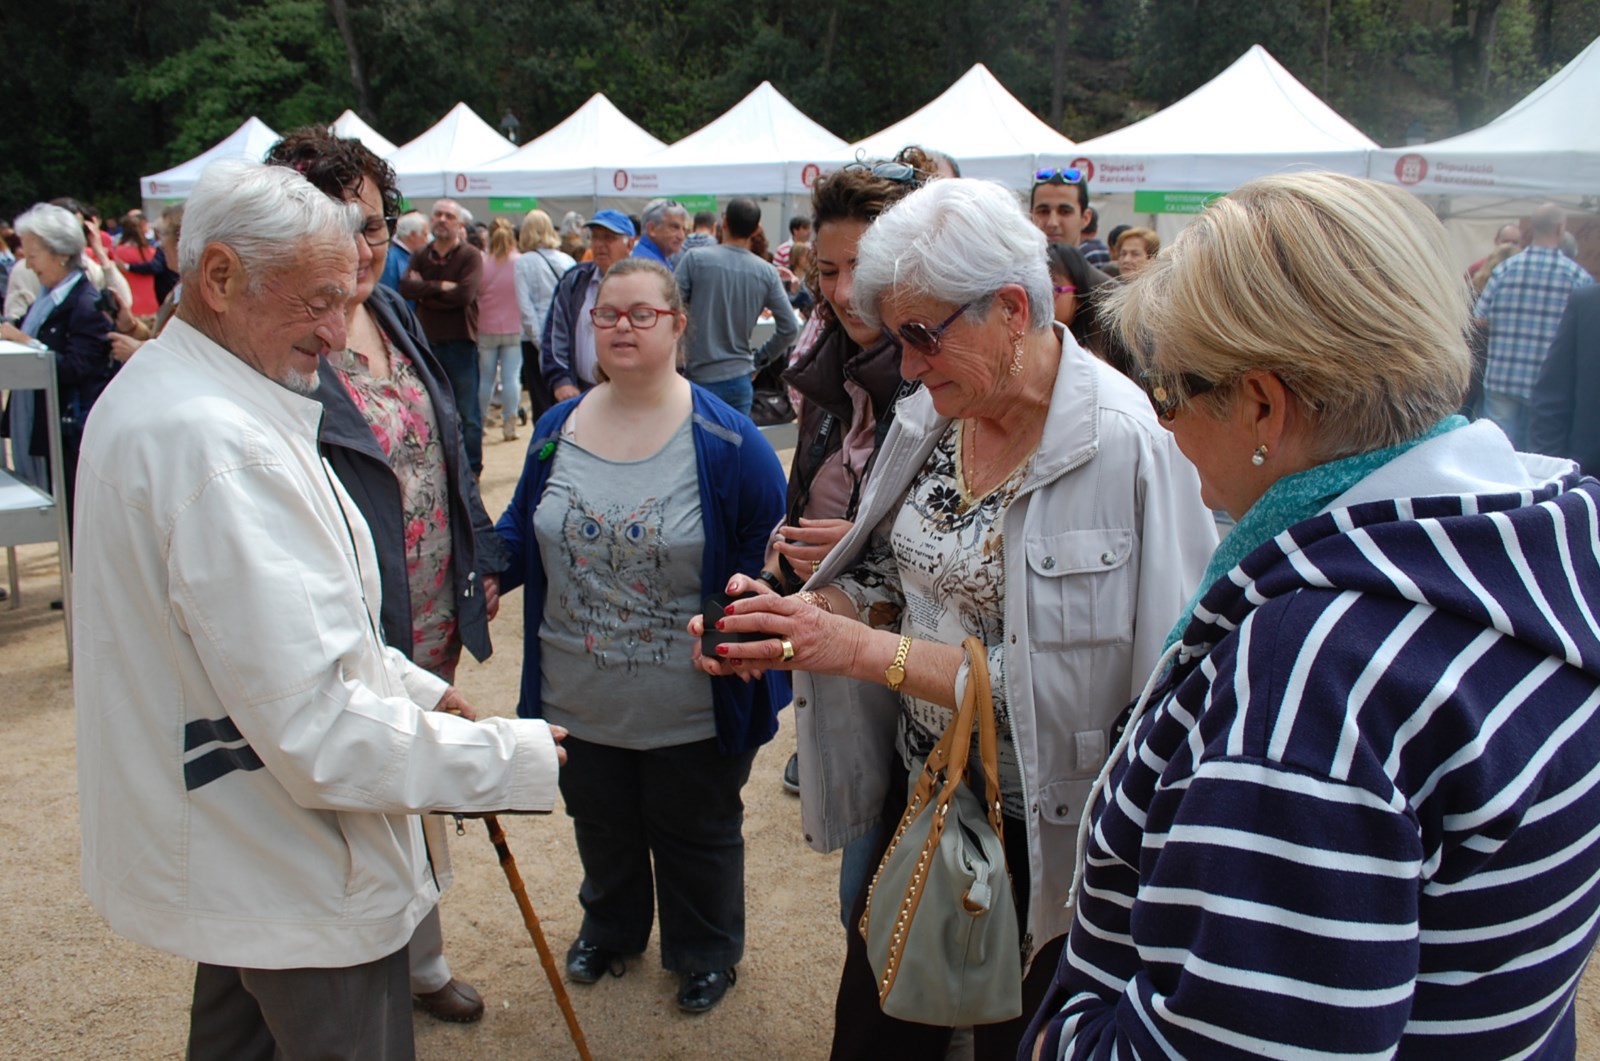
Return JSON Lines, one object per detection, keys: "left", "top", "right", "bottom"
{"left": 1029, "top": 423, "right": 1600, "bottom": 1059}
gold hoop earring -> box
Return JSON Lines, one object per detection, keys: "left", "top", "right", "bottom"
{"left": 1008, "top": 334, "right": 1024, "bottom": 376}
{"left": 1251, "top": 444, "right": 1269, "bottom": 467}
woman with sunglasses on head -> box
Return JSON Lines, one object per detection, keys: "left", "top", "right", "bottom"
{"left": 691, "top": 178, "right": 1216, "bottom": 1060}
{"left": 1025, "top": 171, "right": 1600, "bottom": 1060}
{"left": 765, "top": 149, "right": 930, "bottom": 897}
{"left": 264, "top": 127, "right": 509, "bottom": 1024}
{"left": 495, "top": 258, "right": 787, "bottom": 1017}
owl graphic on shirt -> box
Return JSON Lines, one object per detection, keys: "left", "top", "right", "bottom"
{"left": 559, "top": 494, "right": 674, "bottom": 671}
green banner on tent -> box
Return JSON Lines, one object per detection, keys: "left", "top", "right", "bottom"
{"left": 1133, "top": 190, "right": 1224, "bottom": 214}
{"left": 489, "top": 197, "right": 539, "bottom": 212}
{"left": 675, "top": 195, "right": 718, "bottom": 212}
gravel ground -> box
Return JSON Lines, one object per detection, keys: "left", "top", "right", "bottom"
{"left": 2, "top": 425, "right": 1596, "bottom": 1060}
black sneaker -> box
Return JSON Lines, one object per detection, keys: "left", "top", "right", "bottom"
{"left": 565, "top": 938, "right": 625, "bottom": 984}
{"left": 677, "top": 967, "right": 736, "bottom": 1014}
{"left": 781, "top": 752, "right": 800, "bottom": 794}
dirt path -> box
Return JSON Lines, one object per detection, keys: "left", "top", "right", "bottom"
{"left": 1, "top": 425, "right": 1597, "bottom": 1059}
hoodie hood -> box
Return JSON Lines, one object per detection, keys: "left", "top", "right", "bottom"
{"left": 1180, "top": 424, "right": 1600, "bottom": 682}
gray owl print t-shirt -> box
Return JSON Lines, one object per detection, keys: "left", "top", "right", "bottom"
{"left": 533, "top": 416, "right": 713, "bottom": 748}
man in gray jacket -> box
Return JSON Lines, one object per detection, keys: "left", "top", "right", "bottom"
{"left": 675, "top": 197, "right": 798, "bottom": 415}
{"left": 73, "top": 160, "right": 565, "bottom": 1061}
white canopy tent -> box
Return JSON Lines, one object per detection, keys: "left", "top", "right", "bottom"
{"left": 835, "top": 63, "right": 1078, "bottom": 187}
{"left": 454, "top": 94, "right": 667, "bottom": 199}
{"left": 614, "top": 82, "right": 846, "bottom": 197}
{"left": 1368, "top": 34, "right": 1600, "bottom": 214}
{"left": 1072, "top": 45, "right": 1377, "bottom": 200}
{"left": 140, "top": 117, "right": 281, "bottom": 201}
{"left": 330, "top": 108, "right": 398, "bottom": 158}
{"left": 387, "top": 102, "right": 516, "bottom": 199}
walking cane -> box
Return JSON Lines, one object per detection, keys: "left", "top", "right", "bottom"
{"left": 482, "top": 814, "right": 595, "bottom": 1061}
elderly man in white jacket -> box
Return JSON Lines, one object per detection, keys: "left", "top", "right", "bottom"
{"left": 72, "top": 159, "right": 564, "bottom": 1061}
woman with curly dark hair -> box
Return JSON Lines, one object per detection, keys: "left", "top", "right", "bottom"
{"left": 264, "top": 126, "right": 506, "bottom": 1025}
{"left": 1046, "top": 241, "right": 1135, "bottom": 379}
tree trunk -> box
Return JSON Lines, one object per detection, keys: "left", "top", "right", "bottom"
{"left": 1449, "top": 0, "right": 1502, "bottom": 131}
{"left": 326, "top": 0, "right": 374, "bottom": 119}
{"left": 820, "top": 2, "right": 839, "bottom": 78}
{"left": 1322, "top": 0, "right": 1332, "bottom": 97}
{"left": 1051, "top": 0, "right": 1071, "bottom": 127}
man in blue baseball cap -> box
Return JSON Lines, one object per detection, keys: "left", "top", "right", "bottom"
{"left": 540, "top": 210, "right": 636, "bottom": 401}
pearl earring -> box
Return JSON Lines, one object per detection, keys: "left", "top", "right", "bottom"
{"left": 1251, "top": 444, "right": 1269, "bottom": 467}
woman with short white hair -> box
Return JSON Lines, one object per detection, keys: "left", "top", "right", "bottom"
{"left": 1024, "top": 171, "right": 1600, "bottom": 1058}
{"left": 692, "top": 178, "right": 1216, "bottom": 1059}
{"left": 1, "top": 202, "right": 114, "bottom": 525}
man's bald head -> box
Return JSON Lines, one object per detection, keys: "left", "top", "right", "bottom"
{"left": 1529, "top": 203, "right": 1566, "bottom": 242}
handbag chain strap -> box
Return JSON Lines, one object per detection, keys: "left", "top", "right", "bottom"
{"left": 860, "top": 636, "right": 1003, "bottom": 1004}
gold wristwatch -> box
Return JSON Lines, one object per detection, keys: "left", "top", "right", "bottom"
{"left": 885, "top": 635, "right": 912, "bottom": 691}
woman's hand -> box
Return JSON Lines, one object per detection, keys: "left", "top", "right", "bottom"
{"left": 772, "top": 518, "right": 854, "bottom": 576}
{"left": 689, "top": 573, "right": 864, "bottom": 679}
{"left": 482, "top": 574, "right": 501, "bottom": 621}
{"left": 0, "top": 322, "right": 29, "bottom": 345}
{"left": 435, "top": 687, "right": 479, "bottom": 721}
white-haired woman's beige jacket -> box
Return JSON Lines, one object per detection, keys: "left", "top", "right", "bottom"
{"left": 794, "top": 326, "right": 1216, "bottom": 964}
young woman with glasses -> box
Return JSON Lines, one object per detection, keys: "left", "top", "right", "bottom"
{"left": 495, "top": 257, "right": 788, "bottom": 1017}
{"left": 690, "top": 178, "right": 1217, "bottom": 1060}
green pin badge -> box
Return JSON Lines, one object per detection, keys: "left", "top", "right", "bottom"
{"left": 538, "top": 440, "right": 557, "bottom": 461}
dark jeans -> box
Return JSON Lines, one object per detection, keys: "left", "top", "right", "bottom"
{"left": 829, "top": 764, "right": 1066, "bottom": 1061}
{"left": 559, "top": 733, "right": 756, "bottom": 972}
{"left": 186, "top": 945, "right": 412, "bottom": 1061}
{"left": 432, "top": 338, "right": 482, "bottom": 474}
{"left": 698, "top": 373, "right": 754, "bottom": 417}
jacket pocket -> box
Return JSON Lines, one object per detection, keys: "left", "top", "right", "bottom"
{"left": 1023, "top": 528, "right": 1134, "bottom": 651}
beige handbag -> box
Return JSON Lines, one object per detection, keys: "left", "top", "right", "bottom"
{"left": 859, "top": 636, "right": 1023, "bottom": 1026}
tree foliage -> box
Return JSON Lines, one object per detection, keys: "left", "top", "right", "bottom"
{"left": 0, "top": 0, "right": 1593, "bottom": 218}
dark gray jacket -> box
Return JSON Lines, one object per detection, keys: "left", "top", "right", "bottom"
{"left": 1531, "top": 285, "right": 1600, "bottom": 475}
{"left": 314, "top": 283, "right": 506, "bottom": 664}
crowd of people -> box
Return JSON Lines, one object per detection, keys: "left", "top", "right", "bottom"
{"left": 6, "top": 121, "right": 1600, "bottom": 1060}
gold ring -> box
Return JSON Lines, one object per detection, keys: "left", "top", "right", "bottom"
{"left": 811, "top": 559, "right": 821, "bottom": 575}
{"left": 780, "top": 638, "right": 796, "bottom": 662}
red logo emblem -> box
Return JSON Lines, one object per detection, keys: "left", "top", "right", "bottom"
{"left": 1070, "top": 158, "right": 1095, "bottom": 182}
{"left": 453, "top": 173, "right": 468, "bottom": 193}
{"left": 1395, "top": 154, "right": 1428, "bottom": 186}
{"left": 613, "top": 170, "right": 630, "bottom": 192}
{"left": 801, "top": 163, "right": 821, "bottom": 188}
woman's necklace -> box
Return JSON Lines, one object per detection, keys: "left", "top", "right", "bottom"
{"left": 955, "top": 417, "right": 1036, "bottom": 512}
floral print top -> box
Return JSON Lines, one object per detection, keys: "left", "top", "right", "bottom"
{"left": 329, "top": 332, "right": 460, "bottom": 678}
{"left": 836, "top": 421, "right": 1031, "bottom": 817}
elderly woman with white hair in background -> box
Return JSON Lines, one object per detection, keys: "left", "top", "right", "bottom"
{"left": 692, "top": 178, "right": 1216, "bottom": 1060}
{"left": 1, "top": 203, "right": 115, "bottom": 529}
{"left": 1024, "top": 172, "right": 1600, "bottom": 1059}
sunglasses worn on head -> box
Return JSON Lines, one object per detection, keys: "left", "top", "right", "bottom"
{"left": 1035, "top": 167, "right": 1086, "bottom": 185}
{"left": 890, "top": 302, "right": 972, "bottom": 356}
{"left": 844, "top": 160, "right": 919, "bottom": 184}
{"left": 1141, "top": 372, "right": 1216, "bottom": 421}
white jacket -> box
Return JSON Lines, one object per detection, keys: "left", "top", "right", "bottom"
{"left": 73, "top": 319, "right": 559, "bottom": 970}
{"left": 795, "top": 329, "right": 1216, "bottom": 961}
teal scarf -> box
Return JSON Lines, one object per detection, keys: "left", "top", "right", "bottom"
{"left": 1164, "top": 415, "right": 1469, "bottom": 652}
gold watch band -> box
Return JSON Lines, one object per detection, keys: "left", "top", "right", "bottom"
{"left": 885, "top": 635, "right": 912, "bottom": 692}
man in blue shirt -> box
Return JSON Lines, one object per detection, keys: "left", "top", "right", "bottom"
{"left": 379, "top": 211, "right": 429, "bottom": 308}
{"left": 632, "top": 198, "right": 689, "bottom": 269}
{"left": 1475, "top": 203, "right": 1593, "bottom": 449}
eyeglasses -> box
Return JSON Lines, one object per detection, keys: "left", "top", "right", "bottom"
{"left": 843, "top": 160, "right": 919, "bottom": 184}
{"left": 891, "top": 302, "right": 972, "bottom": 356}
{"left": 590, "top": 305, "right": 678, "bottom": 329}
{"left": 1053, "top": 284, "right": 1077, "bottom": 295}
{"left": 1140, "top": 372, "right": 1216, "bottom": 421}
{"left": 360, "top": 215, "right": 397, "bottom": 247}
{"left": 1034, "top": 167, "right": 1086, "bottom": 185}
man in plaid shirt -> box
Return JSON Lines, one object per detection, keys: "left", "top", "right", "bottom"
{"left": 1475, "top": 203, "right": 1593, "bottom": 449}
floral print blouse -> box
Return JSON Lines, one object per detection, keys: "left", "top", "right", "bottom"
{"left": 328, "top": 333, "right": 460, "bottom": 678}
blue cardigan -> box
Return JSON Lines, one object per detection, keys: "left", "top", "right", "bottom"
{"left": 496, "top": 385, "right": 790, "bottom": 755}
